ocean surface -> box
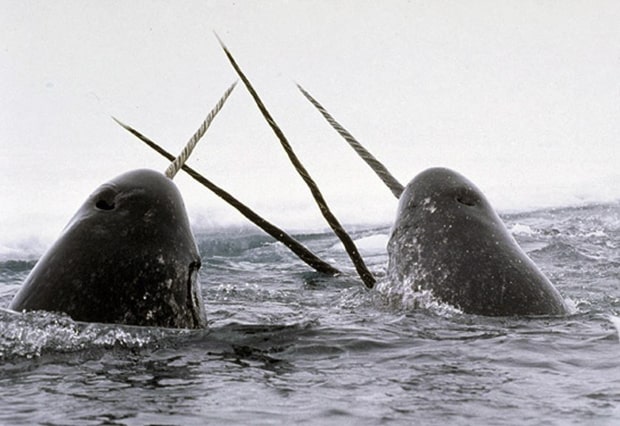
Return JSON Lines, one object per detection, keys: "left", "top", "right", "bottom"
{"left": 0, "top": 202, "right": 619, "bottom": 425}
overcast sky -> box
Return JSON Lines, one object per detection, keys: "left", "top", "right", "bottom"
{"left": 1, "top": 1, "right": 620, "bottom": 246}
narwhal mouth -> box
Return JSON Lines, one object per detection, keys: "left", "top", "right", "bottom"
{"left": 186, "top": 260, "right": 206, "bottom": 328}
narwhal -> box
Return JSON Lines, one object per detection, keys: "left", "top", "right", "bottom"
{"left": 9, "top": 84, "right": 239, "bottom": 328}
{"left": 296, "top": 86, "right": 568, "bottom": 316}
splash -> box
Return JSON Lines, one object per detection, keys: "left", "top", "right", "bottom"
{"left": 0, "top": 308, "right": 190, "bottom": 361}
{"left": 608, "top": 315, "right": 620, "bottom": 341}
{"left": 376, "top": 277, "right": 462, "bottom": 317}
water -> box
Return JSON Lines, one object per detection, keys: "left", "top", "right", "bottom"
{"left": 1, "top": 202, "right": 619, "bottom": 425}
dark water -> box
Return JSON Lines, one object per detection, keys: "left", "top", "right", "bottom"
{"left": 1, "top": 203, "right": 619, "bottom": 425}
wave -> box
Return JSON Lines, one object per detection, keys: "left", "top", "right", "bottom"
{"left": 1, "top": 201, "right": 618, "bottom": 264}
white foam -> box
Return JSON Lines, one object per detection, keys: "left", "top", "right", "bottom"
{"left": 328, "top": 233, "right": 389, "bottom": 255}
{"left": 353, "top": 234, "right": 389, "bottom": 255}
{"left": 509, "top": 223, "right": 536, "bottom": 236}
{"left": 608, "top": 315, "right": 620, "bottom": 342}
{"left": 0, "top": 237, "right": 48, "bottom": 262}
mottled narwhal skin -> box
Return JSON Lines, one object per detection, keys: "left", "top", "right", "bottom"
{"left": 388, "top": 167, "right": 567, "bottom": 316}
{"left": 10, "top": 169, "right": 207, "bottom": 328}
